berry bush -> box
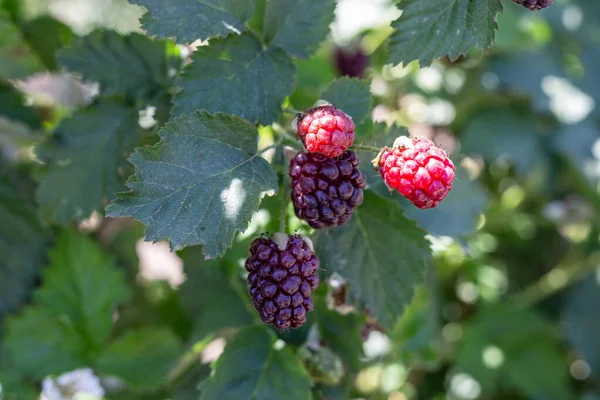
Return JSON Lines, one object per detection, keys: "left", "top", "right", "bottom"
{"left": 1, "top": 0, "right": 600, "bottom": 399}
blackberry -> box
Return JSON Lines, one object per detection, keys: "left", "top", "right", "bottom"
{"left": 334, "top": 46, "right": 368, "bottom": 78}
{"left": 290, "top": 150, "right": 366, "bottom": 229}
{"left": 511, "top": 0, "right": 552, "bottom": 10}
{"left": 246, "top": 233, "right": 319, "bottom": 330}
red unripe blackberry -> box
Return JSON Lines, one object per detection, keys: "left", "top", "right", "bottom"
{"left": 374, "top": 137, "right": 455, "bottom": 209}
{"left": 511, "top": 0, "right": 552, "bottom": 10}
{"left": 290, "top": 150, "right": 366, "bottom": 229}
{"left": 246, "top": 233, "right": 319, "bottom": 330}
{"left": 296, "top": 105, "right": 355, "bottom": 158}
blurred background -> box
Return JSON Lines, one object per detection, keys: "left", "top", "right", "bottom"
{"left": 3, "top": 0, "right": 600, "bottom": 399}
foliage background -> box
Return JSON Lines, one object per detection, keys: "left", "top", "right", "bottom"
{"left": 1, "top": 0, "right": 600, "bottom": 399}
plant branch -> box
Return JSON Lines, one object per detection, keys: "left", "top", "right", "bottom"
{"left": 350, "top": 143, "right": 381, "bottom": 153}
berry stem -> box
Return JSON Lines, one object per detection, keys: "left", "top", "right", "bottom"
{"left": 272, "top": 123, "right": 302, "bottom": 149}
{"left": 279, "top": 175, "right": 289, "bottom": 234}
{"left": 283, "top": 106, "right": 301, "bottom": 114}
{"left": 349, "top": 143, "right": 381, "bottom": 153}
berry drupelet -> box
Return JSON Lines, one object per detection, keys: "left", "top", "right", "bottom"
{"left": 296, "top": 105, "right": 355, "bottom": 158}
{"left": 246, "top": 234, "right": 319, "bottom": 330}
{"left": 290, "top": 150, "right": 366, "bottom": 229}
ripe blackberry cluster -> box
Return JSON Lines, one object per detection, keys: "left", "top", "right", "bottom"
{"left": 374, "top": 137, "right": 455, "bottom": 209}
{"left": 292, "top": 104, "right": 365, "bottom": 228}
{"left": 511, "top": 0, "right": 552, "bottom": 10}
{"left": 290, "top": 150, "right": 366, "bottom": 229}
{"left": 246, "top": 234, "right": 319, "bottom": 330}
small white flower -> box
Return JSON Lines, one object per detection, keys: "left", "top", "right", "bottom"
{"left": 41, "top": 368, "right": 104, "bottom": 400}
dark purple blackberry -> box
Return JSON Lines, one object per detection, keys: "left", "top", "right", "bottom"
{"left": 290, "top": 150, "right": 366, "bottom": 229}
{"left": 511, "top": 0, "right": 552, "bottom": 10}
{"left": 246, "top": 233, "right": 319, "bottom": 330}
{"left": 334, "top": 46, "right": 368, "bottom": 78}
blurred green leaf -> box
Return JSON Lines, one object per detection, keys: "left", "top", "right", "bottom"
{"left": 0, "top": 10, "right": 42, "bottom": 79}
{"left": 173, "top": 362, "right": 211, "bottom": 400}
{"left": 57, "top": 30, "right": 180, "bottom": 101}
{"left": 0, "top": 82, "right": 41, "bottom": 128}
{"left": 96, "top": 328, "right": 181, "bottom": 390}
{"left": 130, "top": 0, "right": 254, "bottom": 43}
{"left": 36, "top": 99, "right": 139, "bottom": 224}
{"left": 107, "top": 111, "right": 278, "bottom": 257}
{"left": 461, "top": 106, "right": 544, "bottom": 174}
{"left": 316, "top": 191, "right": 432, "bottom": 330}
{"left": 321, "top": 77, "right": 373, "bottom": 126}
{"left": 34, "top": 229, "right": 131, "bottom": 348}
{"left": 199, "top": 326, "right": 312, "bottom": 400}
{"left": 22, "top": 16, "right": 74, "bottom": 70}
{"left": 179, "top": 246, "right": 254, "bottom": 341}
{"left": 457, "top": 304, "right": 572, "bottom": 400}
{"left": 0, "top": 166, "right": 50, "bottom": 331}
{"left": 289, "top": 48, "right": 336, "bottom": 110}
{"left": 315, "top": 297, "right": 364, "bottom": 373}
{"left": 388, "top": 0, "right": 503, "bottom": 66}
{"left": 4, "top": 306, "right": 88, "bottom": 378}
{"left": 172, "top": 33, "right": 295, "bottom": 125}
{"left": 263, "top": 0, "right": 335, "bottom": 58}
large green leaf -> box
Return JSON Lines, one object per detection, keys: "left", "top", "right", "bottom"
{"left": 388, "top": 0, "right": 503, "bottom": 66}
{"left": 4, "top": 306, "right": 88, "bottom": 379}
{"left": 179, "top": 246, "right": 254, "bottom": 341}
{"left": 96, "top": 328, "right": 181, "bottom": 390}
{"left": 457, "top": 304, "right": 572, "bottom": 399}
{"left": 316, "top": 191, "right": 432, "bottom": 330}
{"left": 461, "top": 106, "right": 543, "bottom": 174}
{"left": 0, "top": 168, "right": 50, "bottom": 330}
{"left": 57, "top": 30, "right": 180, "bottom": 100}
{"left": 172, "top": 33, "right": 295, "bottom": 125}
{"left": 0, "top": 11, "right": 42, "bottom": 79}
{"left": 263, "top": 0, "right": 335, "bottom": 58}
{"left": 34, "top": 229, "right": 131, "bottom": 349}
{"left": 321, "top": 77, "right": 372, "bottom": 126}
{"left": 106, "top": 111, "right": 278, "bottom": 257}
{"left": 36, "top": 100, "right": 139, "bottom": 224}
{"left": 199, "top": 326, "right": 312, "bottom": 400}
{"left": 22, "top": 16, "right": 74, "bottom": 70}
{"left": 131, "top": 0, "right": 254, "bottom": 43}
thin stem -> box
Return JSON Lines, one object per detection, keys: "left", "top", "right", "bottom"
{"left": 279, "top": 175, "right": 289, "bottom": 234}
{"left": 257, "top": 138, "right": 283, "bottom": 156}
{"left": 283, "top": 106, "right": 301, "bottom": 115}
{"left": 511, "top": 261, "right": 598, "bottom": 308}
{"left": 350, "top": 143, "right": 382, "bottom": 153}
{"left": 271, "top": 123, "right": 302, "bottom": 149}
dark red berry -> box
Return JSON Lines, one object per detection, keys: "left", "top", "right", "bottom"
{"left": 296, "top": 105, "right": 355, "bottom": 158}
{"left": 374, "top": 137, "right": 455, "bottom": 209}
{"left": 246, "top": 234, "right": 319, "bottom": 329}
{"left": 511, "top": 0, "right": 552, "bottom": 10}
{"left": 334, "top": 46, "right": 368, "bottom": 78}
{"left": 290, "top": 150, "right": 366, "bottom": 229}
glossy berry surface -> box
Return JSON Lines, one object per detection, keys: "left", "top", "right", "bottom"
{"left": 296, "top": 105, "right": 355, "bottom": 158}
{"left": 511, "top": 0, "right": 552, "bottom": 10}
{"left": 376, "top": 137, "right": 455, "bottom": 209}
{"left": 246, "top": 234, "right": 319, "bottom": 330}
{"left": 290, "top": 150, "right": 366, "bottom": 229}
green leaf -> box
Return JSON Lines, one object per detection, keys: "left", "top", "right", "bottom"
{"left": 106, "top": 111, "right": 278, "bottom": 257}
{"left": 22, "top": 16, "right": 74, "bottom": 70}
{"left": 172, "top": 33, "right": 295, "bottom": 125}
{"left": 388, "top": 0, "right": 503, "bottom": 66}
{"left": 34, "top": 229, "right": 131, "bottom": 349}
{"left": 179, "top": 246, "right": 254, "bottom": 340}
{"left": 0, "top": 82, "right": 41, "bottom": 129}
{"left": 130, "top": 0, "right": 254, "bottom": 43}
{"left": 457, "top": 304, "right": 572, "bottom": 399}
{"left": 316, "top": 191, "right": 432, "bottom": 330}
{"left": 263, "top": 0, "right": 335, "bottom": 58}
{"left": 96, "top": 328, "right": 181, "bottom": 390}
{"left": 199, "top": 326, "right": 312, "bottom": 400}
{"left": 57, "top": 30, "right": 180, "bottom": 100}
{"left": 461, "top": 106, "right": 543, "bottom": 174}
{"left": 321, "top": 77, "right": 373, "bottom": 126}
{"left": 0, "top": 167, "right": 50, "bottom": 330}
{"left": 4, "top": 306, "right": 88, "bottom": 378}
{"left": 36, "top": 99, "right": 139, "bottom": 224}
{"left": 315, "top": 297, "right": 364, "bottom": 373}
{"left": 0, "top": 11, "right": 42, "bottom": 79}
